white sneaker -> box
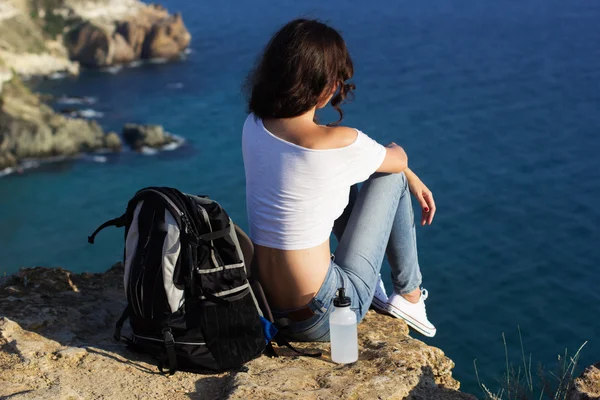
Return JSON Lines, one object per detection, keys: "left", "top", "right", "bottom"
{"left": 385, "top": 288, "right": 436, "bottom": 337}
{"left": 371, "top": 274, "right": 389, "bottom": 313}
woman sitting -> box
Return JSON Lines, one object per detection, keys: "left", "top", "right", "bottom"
{"left": 242, "top": 19, "right": 437, "bottom": 340}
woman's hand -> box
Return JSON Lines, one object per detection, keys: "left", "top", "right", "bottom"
{"left": 404, "top": 168, "right": 436, "bottom": 226}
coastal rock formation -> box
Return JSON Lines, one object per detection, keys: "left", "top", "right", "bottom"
{"left": 104, "top": 131, "right": 122, "bottom": 151}
{"left": 122, "top": 123, "right": 178, "bottom": 150}
{"left": 64, "top": 4, "right": 191, "bottom": 68}
{"left": 0, "top": 265, "right": 475, "bottom": 400}
{"left": 569, "top": 362, "right": 600, "bottom": 400}
{"left": 0, "top": 0, "right": 191, "bottom": 75}
{"left": 141, "top": 11, "right": 191, "bottom": 60}
{"left": 0, "top": 77, "right": 122, "bottom": 169}
{"left": 0, "top": 0, "right": 189, "bottom": 171}
{"left": 0, "top": 62, "right": 14, "bottom": 93}
{"left": 65, "top": 22, "right": 114, "bottom": 67}
{"left": 0, "top": 1, "right": 79, "bottom": 77}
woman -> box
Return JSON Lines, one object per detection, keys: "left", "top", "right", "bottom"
{"left": 242, "top": 19, "right": 437, "bottom": 340}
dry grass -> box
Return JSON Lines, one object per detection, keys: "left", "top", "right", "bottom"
{"left": 474, "top": 327, "right": 587, "bottom": 400}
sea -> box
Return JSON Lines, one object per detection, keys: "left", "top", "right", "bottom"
{"left": 1, "top": 0, "right": 599, "bottom": 395}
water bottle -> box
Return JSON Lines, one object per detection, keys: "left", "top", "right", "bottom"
{"left": 329, "top": 287, "right": 358, "bottom": 364}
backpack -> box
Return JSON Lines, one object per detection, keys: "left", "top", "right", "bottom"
{"left": 88, "top": 187, "right": 273, "bottom": 374}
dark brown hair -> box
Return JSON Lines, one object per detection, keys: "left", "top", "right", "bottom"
{"left": 245, "top": 19, "right": 355, "bottom": 125}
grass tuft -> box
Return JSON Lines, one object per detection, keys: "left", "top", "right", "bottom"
{"left": 474, "top": 328, "right": 587, "bottom": 400}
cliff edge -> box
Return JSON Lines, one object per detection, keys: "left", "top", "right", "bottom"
{"left": 0, "top": 265, "right": 476, "bottom": 400}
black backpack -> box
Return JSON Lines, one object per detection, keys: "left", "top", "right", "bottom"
{"left": 88, "top": 187, "right": 272, "bottom": 374}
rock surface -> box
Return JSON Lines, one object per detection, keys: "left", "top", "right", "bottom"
{"left": 0, "top": 0, "right": 191, "bottom": 75}
{"left": 64, "top": 3, "right": 191, "bottom": 67}
{"left": 123, "top": 123, "right": 179, "bottom": 150}
{"left": 0, "top": 265, "right": 476, "bottom": 400}
{"left": 0, "top": 0, "right": 189, "bottom": 172}
{"left": 569, "top": 362, "right": 600, "bottom": 400}
{"left": 141, "top": 11, "right": 191, "bottom": 60}
{"left": 0, "top": 76, "right": 122, "bottom": 169}
{"left": 0, "top": 1, "right": 80, "bottom": 77}
{"left": 65, "top": 22, "right": 114, "bottom": 67}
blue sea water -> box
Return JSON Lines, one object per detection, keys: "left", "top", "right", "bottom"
{"left": 2, "top": 0, "right": 599, "bottom": 395}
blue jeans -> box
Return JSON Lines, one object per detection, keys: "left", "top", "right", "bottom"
{"left": 271, "top": 172, "right": 423, "bottom": 341}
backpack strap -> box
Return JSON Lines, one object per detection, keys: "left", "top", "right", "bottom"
{"left": 88, "top": 214, "right": 126, "bottom": 244}
{"left": 199, "top": 227, "right": 230, "bottom": 242}
{"left": 113, "top": 305, "right": 130, "bottom": 342}
{"left": 158, "top": 327, "right": 178, "bottom": 375}
{"left": 274, "top": 334, "right": 322, "bottom": 358}
{"left": 264, "top": 342, "right": 277, "bottom": 358}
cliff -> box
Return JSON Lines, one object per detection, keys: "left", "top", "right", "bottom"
{"left": 0, "top": 75, "right": 121, "bottom": 169}
{"left": 0, "top": 0, "right": 190, "bottom": 171}
{"left": 0, "top": 0, "right": 191, "bottom": 76}
{"left": 0, "top": 265, "right": 476, "bottom": 400}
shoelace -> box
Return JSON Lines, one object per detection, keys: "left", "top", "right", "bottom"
{"left": 420, "top": 288, "right": 429, "bottom": 318}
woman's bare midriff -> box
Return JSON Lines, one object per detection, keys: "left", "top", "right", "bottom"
{"left": 255, "top": 239, "right": 332, "bottom": 310}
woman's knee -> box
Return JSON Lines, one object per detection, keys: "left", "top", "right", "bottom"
{"left": 370, "top": 171, "right": 407, "bottom": 188}
{"left": 363, "top": 172, "right": 408, "bottom": 198}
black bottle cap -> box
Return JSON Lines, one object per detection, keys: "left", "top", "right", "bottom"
{"left": 333, "top": 287, "right": 351, "bottom": 307}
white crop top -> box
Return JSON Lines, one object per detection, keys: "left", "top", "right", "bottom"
{"left": 242, "top": 114, "right": 386, "bottom": 250}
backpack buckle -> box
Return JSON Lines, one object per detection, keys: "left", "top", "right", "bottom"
{"left": 162, "top": 328, "right": 175, "bottom": 347}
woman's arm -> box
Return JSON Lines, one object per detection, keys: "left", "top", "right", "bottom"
{"left": 404, "top": 167, "right": 436, "bottom": 226}
{"left": 376, "top": 142, "right": 408, "bottom": 174}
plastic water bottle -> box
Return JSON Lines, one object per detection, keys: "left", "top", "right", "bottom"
{"left": 329, "top": 287, "right": 358, "bottom": 364}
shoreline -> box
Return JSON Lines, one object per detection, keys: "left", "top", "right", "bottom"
{"left": 0, "top": 0, "right": 192, "bottom": 172}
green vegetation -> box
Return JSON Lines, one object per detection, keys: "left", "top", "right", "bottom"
{"left": 28, "top": 0, "right": 82, "bottom": 39}
{"left": 474, "top": 328, "right": 587, "bottom": 400}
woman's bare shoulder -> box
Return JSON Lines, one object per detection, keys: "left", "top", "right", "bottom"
{"left": 318, "top": 125, "right": 359, "bottom": 149}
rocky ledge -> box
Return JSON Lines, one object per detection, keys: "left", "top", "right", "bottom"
{"left": 0, "top": 266, "right": 476, "bottom": 400}
{"left": 568, "top": 362, "right": 600, "bottom": 400}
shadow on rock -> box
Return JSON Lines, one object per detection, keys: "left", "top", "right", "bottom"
{"left": 0, "top": 264, "right": 127, "bottom": 348}
{"left": 0, "top": 265, "right": 476, "bottom": 400}
{"left": 405, "top": 365, "right": 480, "bottom": 400}
{"left": 187, "top": 373, "right": 237, "bottom": 400}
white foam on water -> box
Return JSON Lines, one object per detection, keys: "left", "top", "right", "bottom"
{"left": 102, "top": 65, "right": 123, "bottom": 74}
{"left": 57, "top": 96, "right": 97, "bottom": 105}
{"left": 20, "top": 159, "right": 41, "bottom": 169}
{"left": 184, "top": 48, "right": 192, "bottom": 55}
{"left": 0, "top": 167, "right": 15, "bottom": 177}
{"left": 148, "top": 58, "right": 168, "bottom": 64}
{"left": 78, "top": 109, "right": 104, "bottom": 118}
{"left": 81, "top": 154, "right": 108, "bottom": 163}
{"left": 127, "top": 60, "right": 144, "bottom": 68}
{"left": 49, "top": 72, "right": 68, "bottom": 80}
{"left": 0, "top": 159, "right": 44, "bottom": 177}
{"left": 91, "top": 155, "right": 107, "bottom": 163}
{"left": 140, "top": 147, "right": 159, "bottom": 155}
{"left": 162, "top": 142, "right": 180, "bottom": 151}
